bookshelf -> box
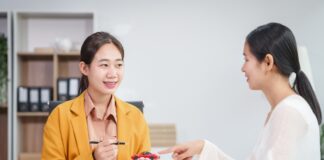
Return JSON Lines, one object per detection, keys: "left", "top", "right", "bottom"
{"left": 12, "top": 11, "right": 94, "bottom": 160}
{"left": 0, "top": 11, "right": 12, "bottom": 160}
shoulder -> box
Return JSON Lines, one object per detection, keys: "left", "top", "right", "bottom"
{"left": 48, "top": 95, "right": 84, "bottom": 121}
{"left": 115, "top": 97, "right": 144, "bottom": 115}
{"left": 115, "top": 97, "right": 149, "bottom": 127}
{"left": 272, "top": 95, "right": 317, "bottom": 127}
{"left": 281, "top": 94, "right": 309, "bottom": 110}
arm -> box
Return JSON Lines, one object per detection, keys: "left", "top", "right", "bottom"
{"left": 159, "top": 140, "right": 233, "bottom": 160}
{"left": 136, "top": 114, "right": 151, "bottom": 153}
{"left": 41, "top": 109, "right": 66, "bottom": 160}
{"left": 42, "top": 108, "right": 94, "bottom": 160}
{"left": 198, "top": 140, "right": 234, "bottom": 160}
{"left": 258, "top": 106, "right": 307, "bottom": 160}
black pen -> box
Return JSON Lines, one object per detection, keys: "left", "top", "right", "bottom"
{"left": 111, "top": 141, "right": 126, "bottom": 145}
{"left": 89, "top": 141, "right": 126, "bottom": 145}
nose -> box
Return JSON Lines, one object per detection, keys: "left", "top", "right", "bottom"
{"left": 241, "top": 65, "right": 245, "bottom": 73}
{"left": 107, "top": 66, "right": 117, "bottom": 78}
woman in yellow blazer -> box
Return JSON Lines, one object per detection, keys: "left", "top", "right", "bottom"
{"left": 42, "top": 32, "right": 151, "bottom": 160}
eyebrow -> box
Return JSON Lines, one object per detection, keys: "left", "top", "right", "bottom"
{"left": 98, "top": 59, "right": 123, "bottom": 62}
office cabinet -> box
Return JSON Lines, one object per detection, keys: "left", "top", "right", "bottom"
{"left": 12, "top": 11, "right": 94, "bottom": 159}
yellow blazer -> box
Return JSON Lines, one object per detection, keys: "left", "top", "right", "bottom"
{"left": 42, "top": 92, "right": 151, "bottom": 160}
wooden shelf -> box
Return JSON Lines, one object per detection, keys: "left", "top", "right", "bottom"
{"left": 57, "top": 51, "right": 80, "bottom": 56}
{"left": 17, "top": 112, "right": 49, "bottom": 117}
{"left": 0, "top": 106, "right": 7, "bottom": 113}
{"left": 18, "top": 51, "right": 80, "bottom": 56}
{"left": 13, "top": 11, "right": 94, "bottom": 159}
{"left": 18, "top": 54, "right": 53, "bottom": 87}
{"left": 18, "top": 52, "right": 54, "bottom": 56}
{"left": 0, "top": 103, "right": 7, "bottom": 108}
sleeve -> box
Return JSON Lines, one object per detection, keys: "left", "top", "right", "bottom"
{"left": 136, "top": 114, "right": 151, "bottom": 153}
{"left": 41, "top": 108, "right": 66, "bottom": 160}
{"left": 42, "top": 105, "right": 94, "bottom": 160}
{"left": 259, "top": 106, "right": 307, "bottom": 160}
{"left": 198, "top": 140, "right": 234, "bottom": 160}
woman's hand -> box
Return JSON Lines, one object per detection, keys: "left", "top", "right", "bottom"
{"left": 158, "top": 140, "right": 205, "bottom": 160}
{"left": 93, "top": 139, "right": 118, "bottom": 160}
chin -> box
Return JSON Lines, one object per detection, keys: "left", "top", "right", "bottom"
{"left": 103, "top": 90, "right": 116, "bottom": 95}
{"left": 95, "top": 89, "right": 115, "bottom": 95}
{"left": 248, "top": 84, "right": 257, "bottom": 90}
{"left": 249, "top": 87, "right": 257, "bottom": 90}
{"left": 249, "top": 84, "right": 261, "bottom": 90}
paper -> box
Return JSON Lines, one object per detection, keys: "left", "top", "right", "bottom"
{"left": 58, "top": 80, "right": 68, "bottom": 94}
{"left": 41, "top": 89, "right": 50, "bottom": 103}
{"left": 30, "top": 89, "right": 39, "bottom": 103}
{"left": 69, "top": 78, "right": 79, "bottom": 96}
{"left": 19, "top": 87, "right": 28, "bottom": 102}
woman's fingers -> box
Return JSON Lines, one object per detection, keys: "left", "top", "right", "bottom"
{"left": 100, "top": 144, "right": 117, "bottom": 153}
{"left": 158, "top": 147, "right": 174, "bottom": 154}
{"left": 101, "top": 147, "right": 117, "bottom": 159}
{"left": 100, "top": 138, "right": 117, "bottom": 147}
{"left": 177, "top": 152, "right": 192, "bottom": 160}
{"left": 94, "top": 140, "right": 118, "bottom": 160}
{"left": 172, "top": 151, "right": 192, "bottom": 160}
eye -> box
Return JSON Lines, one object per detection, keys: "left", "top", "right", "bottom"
{"left": 116, "top": 63, "right": 124, "bottom": 68}
{"left": 100, "top": 64, "right": 109, "bottom": 67}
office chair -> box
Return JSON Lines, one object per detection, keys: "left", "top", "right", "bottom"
{"left": 48, "top": 100, "right": 144, "bottom": 114}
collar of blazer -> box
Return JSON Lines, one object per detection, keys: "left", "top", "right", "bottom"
{"left": 69, "top": 91, "right": 132, "bottom": 157}
{"left": 70, "top": 91, "right": 132, "bottom": 117}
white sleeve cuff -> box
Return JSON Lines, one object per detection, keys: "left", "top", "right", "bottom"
{"left": 198, "top": 140, "right": 234, "bottom": 160}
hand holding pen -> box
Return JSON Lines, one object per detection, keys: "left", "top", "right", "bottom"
{"left": 92, "top": 139, "right": 122, "bottom": 160}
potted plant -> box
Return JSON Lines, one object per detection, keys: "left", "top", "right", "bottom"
{"left": 0, "top": 34, "right": 7, "bottom": 106}
{"left": 321, "top": 123, "right": 324, "bottom": 160}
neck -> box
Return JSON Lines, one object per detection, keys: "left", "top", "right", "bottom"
{"left": 262, "top": 74, "right": 296, "bottom": 110}
{"left": 86, "top": 87, "right": 112, "bottom": 107}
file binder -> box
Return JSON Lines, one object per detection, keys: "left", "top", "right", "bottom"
{"left": 17, "top": 87, "right": 29, "bottom": 112}
{"left": 57, "top": 78, "right": 69, "bottom": 101}
{"left": 40, "top": 87, "right": 52, "bottom": 112}
{"left": 68, "top": 78, "right": 80, "bottom": 99}
{"left": 29, "top": 87, "right": 40, "bottom": 112}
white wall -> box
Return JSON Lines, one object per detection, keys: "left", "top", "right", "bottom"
{"left": 1, "top": 0, "right": 323, "bottom": 158}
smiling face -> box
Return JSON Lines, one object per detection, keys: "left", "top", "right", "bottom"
{"left": 241, "top": 42, "right": 267, "bottom": 90}
{"left": 80, "top": 43, "right": 124, "bottom": 96}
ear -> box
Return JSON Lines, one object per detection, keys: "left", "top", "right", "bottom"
{"left": 79, "top": 61, "right": 89, "bottom": 76}
{"left": 264, "top": 53, "right": 274, "bottom": 72}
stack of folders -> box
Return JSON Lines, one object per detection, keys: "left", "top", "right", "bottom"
{"left": 17, "top": 86, "right": 53, "bottom": 112}
{"left": 57, "top": 77, "right": 80, "bottom": 101}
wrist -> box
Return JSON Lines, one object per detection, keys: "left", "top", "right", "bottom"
{"left": 197, "top": 139, "right": 205, "bottom": 154}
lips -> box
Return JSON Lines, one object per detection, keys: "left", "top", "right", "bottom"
{"left": 245, "top": 75, "right": 249, "bottom": 81}
{"left": 104, "top": 82, "right": 117, "bottom": 89}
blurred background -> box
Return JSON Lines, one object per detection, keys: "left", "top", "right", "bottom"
{"left": 0, "top": 0, "right": 323, "bottom": 159}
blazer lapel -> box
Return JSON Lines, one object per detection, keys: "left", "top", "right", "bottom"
{"left": 70, "top": 93, "right": 92, "bottom": 156}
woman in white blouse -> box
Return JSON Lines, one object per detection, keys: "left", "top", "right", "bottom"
{"left": 159, "top": 23, "right": 322, "bottom": 160}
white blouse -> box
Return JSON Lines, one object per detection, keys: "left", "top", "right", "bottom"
{"left": 199, "top": 95, "right": 320, "bottom": 160}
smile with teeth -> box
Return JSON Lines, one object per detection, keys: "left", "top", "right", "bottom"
{"left": 104, "top": 81, "right": 117, "bottom": 89}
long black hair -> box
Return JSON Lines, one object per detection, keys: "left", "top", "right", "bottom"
{"left": 78, "top": 32, "right": 124, "bottom": 94}
{"left": 246, "top": 22, "right": 322, "bottom": 124}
